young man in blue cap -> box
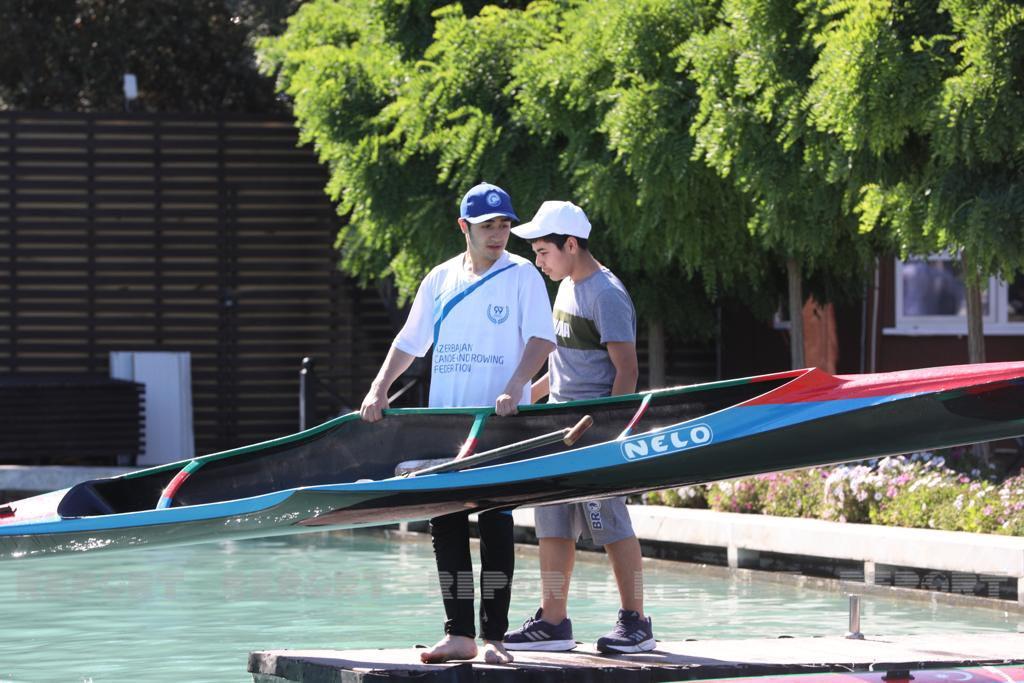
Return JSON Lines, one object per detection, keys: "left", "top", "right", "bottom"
{"left": 503, "top": 200, "right": 654, "bottom": 654}
{"left": 360, "top": 183, "right": 556, "bottom": 664}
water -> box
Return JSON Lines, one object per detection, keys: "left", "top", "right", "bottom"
{"left": 0, "top": 530, "right": 1019, "bottom": 682}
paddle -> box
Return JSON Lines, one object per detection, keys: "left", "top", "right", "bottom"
{"left": 405, "top": 414, "right": 593, "bottom": 477}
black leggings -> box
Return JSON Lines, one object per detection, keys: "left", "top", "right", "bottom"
{"left": 429, "top": 509, "right": 514, "bottom": 642}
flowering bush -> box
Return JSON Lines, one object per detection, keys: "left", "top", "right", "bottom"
{"left": 640, "top": 450, "right": 1024, "bottom": 537}
{"left": 644, "top": 484, "right": 707, "bottom": 508}
{"left": 991, "top": 474, "right": 1024, "bottom": 535}
{"left": 706, "top": 477, "right": 769, "bottom": 513}
{"left": 760, "top": 468, "right": 826, "bottom": 518}
{"left": 820, "top": 464, "right": 882, "bottom": 523}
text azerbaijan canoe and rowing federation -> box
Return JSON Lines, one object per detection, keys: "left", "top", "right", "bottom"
{"left": 433, "top": 342, "right": 507, "bottom": 376}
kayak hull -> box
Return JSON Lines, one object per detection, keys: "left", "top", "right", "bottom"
{"left": 1, "top": 362, "right": 1022, "bottom": 560}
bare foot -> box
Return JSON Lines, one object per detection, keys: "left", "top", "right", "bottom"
{"left": 420, "top": 635, "right": 478, "bottom": 663}
{"left": 482, "top": 640, "right": 514, "bottom": 664}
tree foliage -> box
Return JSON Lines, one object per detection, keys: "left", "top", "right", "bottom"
{"left": 803, "top": 0, "right": 1024, "bottom": 366}
{"left": 262, "top": 0, "right": 1023, "bottom": 351}
{"left": 512, "top": 0, "right": 772, "bottom": 333}
{"left": 678, "top": 0, "right": 884, "bottom": 365}
{"left": 263, "top": 0, "right": 777, "bottom": 336}
{"left": 807, "top": 0, "right": 1024, "bottom": 280}
{"left": 260, "top": 0, "right": 551, "bottom": 297}
{"left": 0, "top": 0, "right": 298, "bottom": 113}
{"left": 682, "top": 0, "right": 875, "bottom": 293}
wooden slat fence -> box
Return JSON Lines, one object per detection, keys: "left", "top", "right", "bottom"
{"left": 0, "top": 376, "right": 145, "bottom": 465}
{"left": 0, "top": 112, "right": 393, "bottom": 457}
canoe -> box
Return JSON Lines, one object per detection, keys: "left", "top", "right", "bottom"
{"left": 1, "top": 361, "right": 1023, "bottom": 560}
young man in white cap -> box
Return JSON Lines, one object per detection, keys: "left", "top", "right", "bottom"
{"left": 360, "top": 182, "right": 556, "bottom": 664}
{"left": 502, "top": 201, "right": 654, "bottom": 654}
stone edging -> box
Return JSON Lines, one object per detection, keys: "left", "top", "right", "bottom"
{"left": 505, "top": 505, "right": 1024, "bottom": 607}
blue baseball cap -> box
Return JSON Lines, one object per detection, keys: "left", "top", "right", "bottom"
{"left": 459, "top": 182, "right": 519, "bottom": 223}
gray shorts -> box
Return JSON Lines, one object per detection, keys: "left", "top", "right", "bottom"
{"left": 533, "top": 497, "right": 635, "bottom": 546}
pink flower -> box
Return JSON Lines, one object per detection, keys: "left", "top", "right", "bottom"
{"left": 982, "top": 506, "right": 993, "bottom": 516}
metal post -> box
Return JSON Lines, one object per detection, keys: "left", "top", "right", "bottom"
{"left": 299, "top": 357, "right": 315, "bottom": 431}
{"left": 845, "top": 594, "right": 864, "bottom": 639}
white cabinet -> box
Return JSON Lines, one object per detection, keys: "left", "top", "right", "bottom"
{"left": 110, "top": 352, "right": 195, "bottom": 465}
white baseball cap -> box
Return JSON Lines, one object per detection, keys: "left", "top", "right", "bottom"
{"left": 511, "top": 201, "right": 591, "bottom": 240}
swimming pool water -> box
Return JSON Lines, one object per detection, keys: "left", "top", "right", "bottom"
{"left": 0, "top": 530, "right": 1018, "bottom": 682}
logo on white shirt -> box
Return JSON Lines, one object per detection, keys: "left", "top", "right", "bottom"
{"left": 487, "top": 304, "right": 510, "bottom": 325}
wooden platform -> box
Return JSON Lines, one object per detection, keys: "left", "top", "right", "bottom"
{"left": 249, "top": 632, "right": 1024, "bottom": 683}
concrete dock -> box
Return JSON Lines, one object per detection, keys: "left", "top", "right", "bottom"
{"left": 250, "top": 632, "right": 1024, "bottom": 683}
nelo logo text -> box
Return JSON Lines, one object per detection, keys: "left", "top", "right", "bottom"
{"left": 620, "top": 424, "right": 713, "bottom": 461}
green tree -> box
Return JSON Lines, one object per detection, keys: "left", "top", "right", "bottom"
{"left": 512, "top": 0, "right": 772, "bottom": 370}
{"left": 806, "top": 0, "right": 1024, "bottom": 363}
{"left": 259, "top": 0, "right": 549, "bottom": 300}
{"left": 265, "top": 0, "right": 783, "bottom": 387}
{"left": 0, "top": 0, "right": 297, "bottom": 113}
{"left": 682, "top": 0, "right": 875, "bottom": 368}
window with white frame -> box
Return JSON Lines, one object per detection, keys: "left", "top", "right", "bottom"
{"left": 890, "top": 253, "right": 1024, "bottom": 335}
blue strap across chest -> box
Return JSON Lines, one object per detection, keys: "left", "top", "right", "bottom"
{"left": 434, "top": 263, "right": 516, "bottom": 347}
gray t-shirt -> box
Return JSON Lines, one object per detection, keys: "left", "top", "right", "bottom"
{"left": 549, "top": 266, "right": 636, "bottom": 402}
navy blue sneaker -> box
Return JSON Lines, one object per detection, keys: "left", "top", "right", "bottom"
{"left": 595, "top": 609, "right": 655, "bottom": 654}
{"left": 503, "top": 608, "right": 576, "bottom": 651}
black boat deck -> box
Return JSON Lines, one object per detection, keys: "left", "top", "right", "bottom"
{"left": 249, "top": 632, "right": 1024, "bottom": 683}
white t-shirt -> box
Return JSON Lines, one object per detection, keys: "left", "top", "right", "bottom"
{"left": 395, "top": 251, "right": 556, "bottom": 408}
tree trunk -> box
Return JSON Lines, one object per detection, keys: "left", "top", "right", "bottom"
{"left": 647, "top": 319, "right": 666, "bottom": 389}
{"left": 787, "top": 257, "right": 805, "bottom": 369}
{"left": 962, "top": 254, "right": 986, "bottom": 364}
{"left": 961, "top": 251, "right": 990, "bottom": 462}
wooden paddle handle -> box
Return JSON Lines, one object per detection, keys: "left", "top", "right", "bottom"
{"left": 562, "top": 415, "right": 593, "bottom": 446}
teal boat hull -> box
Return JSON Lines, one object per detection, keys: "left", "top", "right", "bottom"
{"left": 1, "top": 362, "right": 1023, "bottom": 559}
